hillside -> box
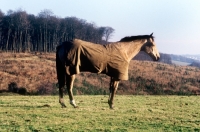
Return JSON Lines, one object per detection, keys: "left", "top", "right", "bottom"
{"left": 170, "top": 54, "right": 199, "bottom": 64}
{"left": 190, "top": 61, "right": 200, "bottom": 67}
{"left": 134, "top": 52, "right": 172, "bottom": 64}
{"left": 135, "top": 52, "right": 200, "bottom": 68}
{"left": 182, "top": 54, "right": 200, "bottom": 61}
{"left": 0, "top": 52, "right": 200, "bottom": 95}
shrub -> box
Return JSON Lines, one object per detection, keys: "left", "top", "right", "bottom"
{"left": 8, "top": 82, "right": 18, "bottom": 93}
{"left": 7, "top": 82, "right": 27, "bottom": 95}
{"left": 18, "top": 87, "right": 27, "bottom": 95}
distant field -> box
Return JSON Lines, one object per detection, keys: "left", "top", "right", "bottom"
{"left": 0, "top": 95, "right": 199, "bottom": 131}
{"left": 172, "top": 60, "right": 191, "bottom": 66}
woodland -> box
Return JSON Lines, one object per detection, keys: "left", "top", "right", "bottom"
{"left": 0, "top": 9, "right": 114, "bottom": 52}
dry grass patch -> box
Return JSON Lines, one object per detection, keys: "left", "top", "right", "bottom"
{"left": 0, "top": 53, "right": 57, "bottom": 93}
{"left": 0, "top": 52, "right": 200, "bottom": 95}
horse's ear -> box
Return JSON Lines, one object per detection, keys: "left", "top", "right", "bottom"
{"left": 150, "top": 33, "right": 153, "bottom": 36}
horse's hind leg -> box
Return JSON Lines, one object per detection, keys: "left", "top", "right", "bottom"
{"left": 56, "top": 51, "right": 67, "bottom": 108}
{"left": 58, "top": 74, "right": 66, "bottom": 108}
{"left": 108, "top": 77, "right": 119, "bottom": 109}
{"left": 108, "top": 77, "right": 114, "bottom": 108}
{"left": 66, "top": 74, "right": 78, "bottom": 108}
{"left": 59, "top": 87, "right": 66, "bottom": 108}
{"left": 58, "top": 71, "right": 66, "bottom": 108}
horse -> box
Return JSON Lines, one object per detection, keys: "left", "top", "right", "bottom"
{"left": 56, "top": 33, "right": 160, "bottom": 109}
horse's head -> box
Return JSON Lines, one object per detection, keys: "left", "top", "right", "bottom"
{"left": 141, "top": 33, "right": 160, "bottom": 61}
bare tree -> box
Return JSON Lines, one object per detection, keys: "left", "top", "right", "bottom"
{"left": 103, "top": 26, "right": 114, "bottom": 43}
{"left": 0, "top": 10, "right": 4, "bottom": 50}
{"left": 38, "top": 9, "right": 53, "bottom": 52}
{"left": 10, "top": 10, "right": 29, "bottom": 52}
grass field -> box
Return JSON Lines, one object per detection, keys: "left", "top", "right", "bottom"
{"left": 0, "top": 95, "right": 199, "bottom": 131}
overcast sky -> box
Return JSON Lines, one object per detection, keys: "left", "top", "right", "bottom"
{"left": 1, "top": 0, "right": 200, "bottom": 55}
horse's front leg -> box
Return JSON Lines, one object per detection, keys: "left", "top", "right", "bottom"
{"left": 108, "top": 77, "right": 119, "bottom": 109}
{"left": 66, "top": 74, "right": 78, "bottom": 108}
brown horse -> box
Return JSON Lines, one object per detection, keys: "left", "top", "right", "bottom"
{"left": 56, "top": 33, "right": 160, "bottom": 109}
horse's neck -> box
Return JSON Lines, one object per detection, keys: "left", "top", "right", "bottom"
{"left": 116, "top": 40, "right": 145, "bottom": 62}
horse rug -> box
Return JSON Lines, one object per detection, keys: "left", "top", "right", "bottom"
{"left": 65, "top": 39, "right": 129, "bottom": 80}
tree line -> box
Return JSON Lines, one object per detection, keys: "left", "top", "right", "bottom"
{"left": 0, "top": 9, "right": 114, "bottom": 52}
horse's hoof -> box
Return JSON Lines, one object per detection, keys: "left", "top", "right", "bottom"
{"left": 109, "top": 106, "right": 115, "bottom": 110}
{"left": 70, "top": 100, "right": 78, "bottom": 108}
{"left": 70, "top": 103, "right": 78, "bottom": 108}
{"left": 108, "top": 100, "right": 114, "bottom": 109}
{"left": 74, "top": 105, "right": 79, "bottom": 108}
{"left": 59, "top": 99, "right": 67, "bottom": 108}
{"left": 59, "top": 102, "right": 67, "bottom": 108}
{"left": 60, "top": 104, "right": 66, "bottom": 108}
{"left": 61, "top": 104, "right": 67, "bottom": 108}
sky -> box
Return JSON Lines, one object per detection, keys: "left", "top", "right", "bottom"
{"left": 1, "top": 0, "right": 200, "bottom": 55}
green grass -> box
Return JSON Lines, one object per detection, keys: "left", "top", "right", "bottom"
{"left": 0, "top": 95, "right": 199, "bottom": 132}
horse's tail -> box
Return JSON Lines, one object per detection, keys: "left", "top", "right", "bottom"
{"left": 56, "top": 45, "right": 66, "bottom": 88}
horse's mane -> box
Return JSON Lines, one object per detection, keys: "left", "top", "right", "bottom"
{"left": 119, "top": 35, "right": 154, "bottom": 42}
